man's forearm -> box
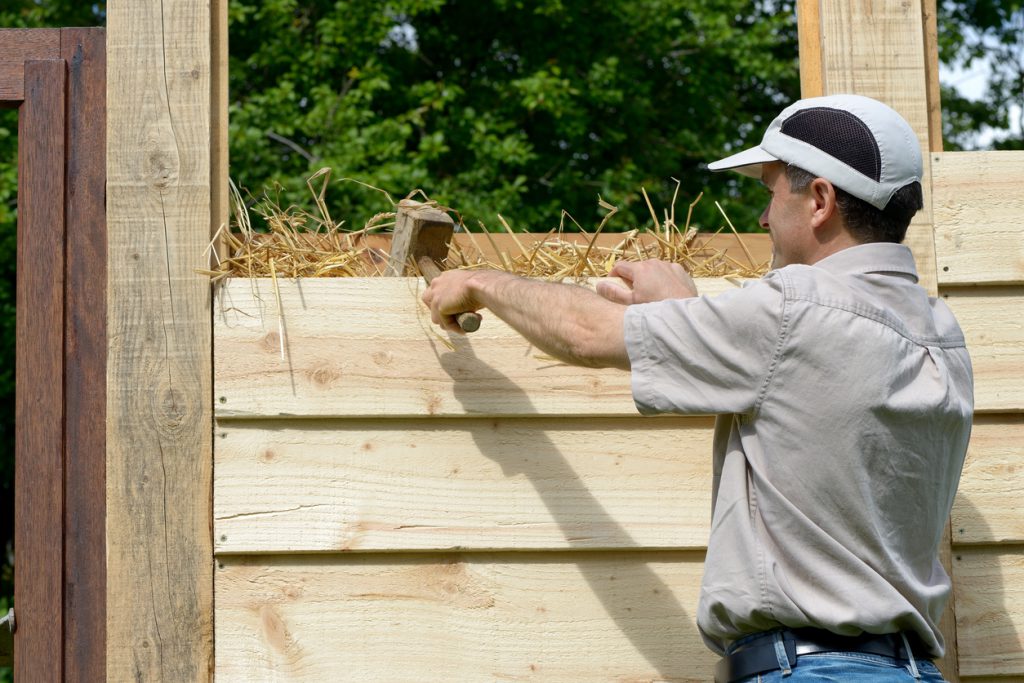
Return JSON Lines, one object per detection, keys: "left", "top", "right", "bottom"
{"left": 466, "top": 271, "right": 630, "bottom": 370}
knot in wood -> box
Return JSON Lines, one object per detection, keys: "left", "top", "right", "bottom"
{"left": 152, "top": 385, "right": 196, "bottom": 436}
{"left": 144, "top": 149, "right": 179, "bottom": 189}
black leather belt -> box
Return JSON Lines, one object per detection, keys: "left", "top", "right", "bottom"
{"left": 715, "top": 628, "right": 932, "bottom": 683}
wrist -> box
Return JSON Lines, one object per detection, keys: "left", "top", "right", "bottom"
{"left": 467, "top": 269, "right": 517, "bottom": 307}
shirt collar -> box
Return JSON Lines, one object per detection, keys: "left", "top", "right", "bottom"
{"left": 809, "top": 243, "right": 919, "bottom": 283}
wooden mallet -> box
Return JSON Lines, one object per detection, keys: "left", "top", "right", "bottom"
{"left": 385, "top": 199, "right": 483, "bottom": 333}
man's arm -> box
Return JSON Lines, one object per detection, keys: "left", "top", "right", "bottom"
{"left": 421, "top": 260, "right": 699, "bottom": 371}
{"left": 422, "top": 269, "right": 630, "bottom": 369}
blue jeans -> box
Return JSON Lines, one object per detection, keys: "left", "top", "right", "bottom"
{"left": 734, "top": 652, "right": 947, "bottom": 682}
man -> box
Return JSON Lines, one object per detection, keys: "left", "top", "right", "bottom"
{"left": 422, "top": 94, "right": 973, "bottom": 682}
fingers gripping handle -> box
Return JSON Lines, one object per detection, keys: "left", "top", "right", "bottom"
{"left": 417, "top": 257, "right": 483, "bottom": 333}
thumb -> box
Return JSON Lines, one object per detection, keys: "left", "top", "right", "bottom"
{"left": 595, "top": 279, "right": 635, "bottom": 305}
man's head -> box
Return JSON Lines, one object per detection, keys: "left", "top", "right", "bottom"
{"left": 709, "top": 94, "right": 924, "bottom": 266}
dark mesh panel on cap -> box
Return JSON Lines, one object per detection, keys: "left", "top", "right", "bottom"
{"left": 780, "top": 107, "right": 882, "bottom": 181}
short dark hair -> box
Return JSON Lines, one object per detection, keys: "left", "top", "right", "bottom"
{"left": 784, "top": 164, "right": 923, "bottom": 244}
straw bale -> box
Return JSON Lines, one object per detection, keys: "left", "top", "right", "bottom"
{"left": 201, "top": 170, "right": 770, "bottom": 283}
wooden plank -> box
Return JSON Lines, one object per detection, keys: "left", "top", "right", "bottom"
{"left": 952, "top": 415, "right": 1024, "bottom": 545}
{"left": 106, "top": 0, "right": 213, "bottom": 680}
{"left": 796, "top": 0, "right": 823, "bottom": 97}
{"left": 216, "top": 552, "right": 715, "bottom": 682}
{"left": 0, "top": 28, "right": 60, "bottom": 60}
{"left": 922, "top": 0, "right": 943, "bottom": 153}
{"left": 15, "top": 58, "right": 66, "bottom": 683}
{"left": 62, "top": 27, "right": 107, "bottom": 683}
{"left": 953, "top": 546, "right": 1024, "bottom": 678}
{"left": 212, "top": 0, "right": 230, "bottom": 262}
{"left": 214, "top": 277, "right": 747, "bottom": 419}
{"left": 936, "top": 522, "right": 960, "bottom": 682}
{"left": 933, "top": 151, "right": 1024, "bottom": 286}
{"left": 0, "top": 62, "right": 26, "bottom": 102}
{"left": 943, "top": 287, "right": 1024, "bottom": 413}
{"left": 818, "top": 0, "right": 938, "bottom": 294}
{"left": 214, "top": 417, "right": 714, "bottom": 554}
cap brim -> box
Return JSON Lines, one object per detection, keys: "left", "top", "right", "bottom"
{"left": 707, "top": 146, "right": 778, "bottom": 179}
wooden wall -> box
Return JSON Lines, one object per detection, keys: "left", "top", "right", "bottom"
{"left": 209, "top": 1, "right": 1024, "bottom": 681}
{"left": 934, "top": 150, "right": 1024, "bottom": 681}
{"left": 213, "top": 276, "right": 742, "bottom": 681}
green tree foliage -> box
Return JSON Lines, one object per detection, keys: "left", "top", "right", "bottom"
{"left": 938, "top": 0, "right": 1023, "bottom": 150}
{"left": 229, "top": 0, "right": 800, "bottom": 233}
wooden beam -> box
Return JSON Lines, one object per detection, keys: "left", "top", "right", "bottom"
{"left": 796, "top": 0, "right": 823, "bottom": 97}
{"left": 922, "top": 0, "right": 943, "bottom": 152}
{"left": 211, "top": 0, "right": 230, "bottom": 262}
{"left": 214, "top": 278, "right": 746, "bottom": 419}
{"left": 933, "top": 151, "right": 1024, "bottom": 286}
{"left": 15, "top": 58, "right": 66, "bottom": 683}
{"left": 953, "top": 547, "right": 1024, "bottom": 678}
{"left": 216, "top": 552, "right": 714, "bottom": 681}
{"left": 0, "top": 28, "right": 60, "bottom": 61}
{"left": 214, "top": 416, "right": 714, "bottom": 553}
{"left": 106, "top": 0, "right": 213, "bottom": 679}
{"left": 952, "top": 415, "right": 1024, "bottom": 545}
{"left": 942, "top": 287, "right": 1024, "bottom": 413}
{"left": 61, "top": 27, "right": 107, "bottom": 683}
{"left": 0, "top": 62, "right": 26, "bottom": 102}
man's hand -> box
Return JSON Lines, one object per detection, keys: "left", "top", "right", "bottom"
{"left": 421, "top": 269, "right": 487, "bottom": 334}
{"left": 595, "top": 259, "right": 698, "bottom": 305}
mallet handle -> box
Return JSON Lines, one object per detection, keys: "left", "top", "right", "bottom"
{"left": 417, "top": 257, "right": 482, "bottom": 333}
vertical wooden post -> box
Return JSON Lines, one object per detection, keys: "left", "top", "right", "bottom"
{"left": 15, "top": 57, "right": 66, "bottom": 682}
{"left": 62, "top": 27, "right": 108, "bottom": 683}
{"left": 212, "top": 0, "right": 230, "bottom": 262}
{"left": 106, "top": 0, "right": 214, "bottom": 679}
{"left": 921, "top": 0, "right": 944, "bottom": 154}
{"left": 796, "top": 0, "right": 823, "bottom": 98}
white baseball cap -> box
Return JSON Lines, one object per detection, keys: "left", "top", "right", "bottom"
{"left": 708, "top": 94, "right": 923, "bottom": 209}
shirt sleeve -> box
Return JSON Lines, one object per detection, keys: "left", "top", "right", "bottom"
{"left": 624, "top": 272, "right": 787, "bottom": 416}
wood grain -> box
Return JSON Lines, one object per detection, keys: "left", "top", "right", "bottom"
{"left": 922, "top": 0, "right": 943, "bottom": 153}
{"left": 796, "top": 0, "right": 823, "bottom": 97}
{"left": 0, "top": 62, "right": 26, "bottom": 103}
{"left": 62, "top": 28, "right": 107, "bottom": 683}
{"left": 15, "top": 58, "right": 66, "bottom": 683}
{"left": 215, "top": 552, "right": 715, "bottom": 682}
{"left": 106, "top": 0, "right": 213, "bottom": 680}
{"left": 933, "top": 151, "right": 1024, "bottom": 286}
{"left": 212, "top": 0, "right": 230, "bottom": 262}
{"left": 952, "top": 546, "right": 1024, "bottom": 678}
{"left": 942, "top": 287, "right": 1024, "bottom": 414}
{"left": 952, "top": 415, "right": 1024, "bottom": 545}
{"left": 0, "top": 28, "right": 60, "bottom": 61}
{"left": 214, "top": 417, "right": 714, "bottom": 554}
{"left": 214, "top": 277, "right": 747, "bottom": 419}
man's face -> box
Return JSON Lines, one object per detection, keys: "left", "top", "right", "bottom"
{"left": 759, "top": 162, "right": 812, "bottom": 269}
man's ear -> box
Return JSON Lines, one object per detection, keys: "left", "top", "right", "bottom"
{"left": 808, "top": 177, "right": 838, "bottom": 228}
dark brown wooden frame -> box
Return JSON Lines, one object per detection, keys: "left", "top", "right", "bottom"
{"left": 1, "top": 28, "right": 106, "bottom": 682}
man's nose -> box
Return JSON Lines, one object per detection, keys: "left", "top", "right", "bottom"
{"left": 758, "top": 206, "right": 770, "bottom": 230}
